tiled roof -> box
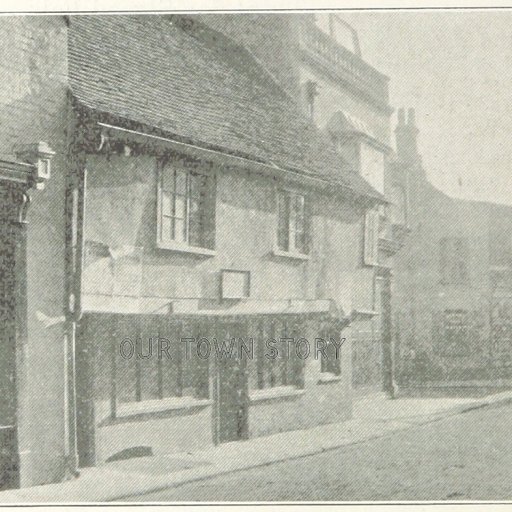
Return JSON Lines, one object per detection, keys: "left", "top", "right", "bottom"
{"left": 68, "top": 14, "right": 384, "bottom": 201}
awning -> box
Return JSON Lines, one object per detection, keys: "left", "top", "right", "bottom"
{"left": 82, "top": 294, "right": 345, "bottom": 319}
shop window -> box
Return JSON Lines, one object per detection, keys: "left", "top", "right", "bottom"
{"left": 320, "top": 334, "right": 342, "bottom": 376}
{"left": 277, "top": 190, "right": 310, "bottom": 255}
{"left": 158, "top": 160, "right": 216, "bottom": 250}
{"left": 442, "top": 309, "right": 470, "bottom": 356}
{"left": 248, "top": 318, "right": 305, "bottom": 390}
{"left": 440, "top": 237, "right": 469, "bottom": 285}
{"left": 90, "top": 316, "right": 210, "bottom": 408}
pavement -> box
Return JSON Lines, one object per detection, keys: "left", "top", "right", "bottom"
{"left": 2, "top": 388, "right": 512, "bottom": 503}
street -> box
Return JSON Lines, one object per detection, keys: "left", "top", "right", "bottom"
{"left": 130, "top": 402, "right": 512, "bottom": 502}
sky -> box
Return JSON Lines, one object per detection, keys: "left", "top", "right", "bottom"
{"left": 339, "top": 9, "right": 512, "bottom": 206}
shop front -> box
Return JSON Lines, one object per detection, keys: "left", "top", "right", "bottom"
{"left": 75, "top": 300, "right": 348, "bottom": 466}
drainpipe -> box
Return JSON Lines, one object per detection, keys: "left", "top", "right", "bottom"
{"left": 63, "top": 109, "right": 88, "bottom": 478}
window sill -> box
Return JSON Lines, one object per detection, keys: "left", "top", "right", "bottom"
{"left": 317, "top": 373, "right": 343, "bottom": 385}
{"left": 116, "top": 396, "right": 213, "bottom": 419}
{"left": 249, "top": 385, "right": 305, "bottom": 403}
{"left": 157, "top": 240, "right": 216, "bottom": 257}
{"left": 272, "top": 248, "right": 310, "bottom": 261}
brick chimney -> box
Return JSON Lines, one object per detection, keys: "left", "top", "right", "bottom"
{"left": 395, "top": 107, "right": 419, "bottom": 164}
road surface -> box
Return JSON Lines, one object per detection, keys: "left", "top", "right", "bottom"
{"left": 130, "top": 402, "right": 512, "bottom": 501}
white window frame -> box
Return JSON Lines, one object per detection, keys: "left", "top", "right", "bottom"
{"left": 275, "top": 188, "right": 310, "bottom": 258}
{"left": 157, "top": 160, "right": 216, "bottom": 255}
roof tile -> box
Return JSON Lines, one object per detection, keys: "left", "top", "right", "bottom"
{"left": 68, "top": 15, "right": 383, "bottom": 200}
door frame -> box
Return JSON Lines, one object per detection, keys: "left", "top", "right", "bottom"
{"left": 0, "top": 160, "right": 35, "bottom": 489}
{"left": 212, "top": 319, "right": 249, "bottom": 445}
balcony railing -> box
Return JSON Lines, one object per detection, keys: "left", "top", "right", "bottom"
{"left": 299, "top": 21, "right": 390, "bottom": 108}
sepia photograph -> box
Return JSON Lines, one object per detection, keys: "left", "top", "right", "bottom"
{"left": 0, "top": 3, "right": 512, "bottom": 505}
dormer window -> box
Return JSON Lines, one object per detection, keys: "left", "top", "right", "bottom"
{"left": 327, "top": 111, "right": 387, "bottom": 195}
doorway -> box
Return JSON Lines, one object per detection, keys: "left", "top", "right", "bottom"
{"left": 0, "top": 183, "right": 25, "bottom": 490}
{"left": 216, "top": 322, "right": 249, "bottom": 444}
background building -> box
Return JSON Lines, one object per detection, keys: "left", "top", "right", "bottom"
{"left": 393, "top": 109, "right": 512, "bottom": 385}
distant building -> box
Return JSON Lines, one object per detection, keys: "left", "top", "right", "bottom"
{"left": 392, "top": 109, "right": 512, "bottom": 384}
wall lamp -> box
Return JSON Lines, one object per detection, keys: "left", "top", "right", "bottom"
{"left": 15, "top": 141, "right": 56, "bottom": 190}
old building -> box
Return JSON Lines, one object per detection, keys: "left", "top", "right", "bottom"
{"left": 392, "top": 109, "right": 512, "bottom": 385}
{"left": 71, "top": 14, "right": 386, "bottom": 466}
{"left": 0, "top": 13, "right": 399, "bottom": 489}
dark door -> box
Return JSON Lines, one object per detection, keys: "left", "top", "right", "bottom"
{"left": 0, "top": 190, "right": 21, "bottom": 490}
{"left": 217, "top": 322, "right": 249, "bottom": 444}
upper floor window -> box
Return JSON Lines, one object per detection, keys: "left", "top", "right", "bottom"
{"left": 158, "top": 161, "right": 216, "bottom": 251}
{"left": 313, "top": 14, "right": 361, "bottom": 56}
{"left": 440, "top": 237, "right": 469, "bottom": 285}
{"left": 277, "top": 190, "right": 309, "bottom": 255}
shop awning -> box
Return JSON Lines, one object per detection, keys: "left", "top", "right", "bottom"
{"left": 82, "top": 294, "right": 345, "bottom": 319}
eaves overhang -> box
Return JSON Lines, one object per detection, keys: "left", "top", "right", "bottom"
{"left": 72, "top": 99, "right": 386, "bottom": 207}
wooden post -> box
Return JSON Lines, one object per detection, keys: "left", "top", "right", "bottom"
{"left": 75, "top": 315, "right": 96, "bottom": 467}
{"left": 211, "top": 318, "right": 221, "bottom": 445}
{"left": 110, "top": 315, "right": 118, "bottom": 420}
